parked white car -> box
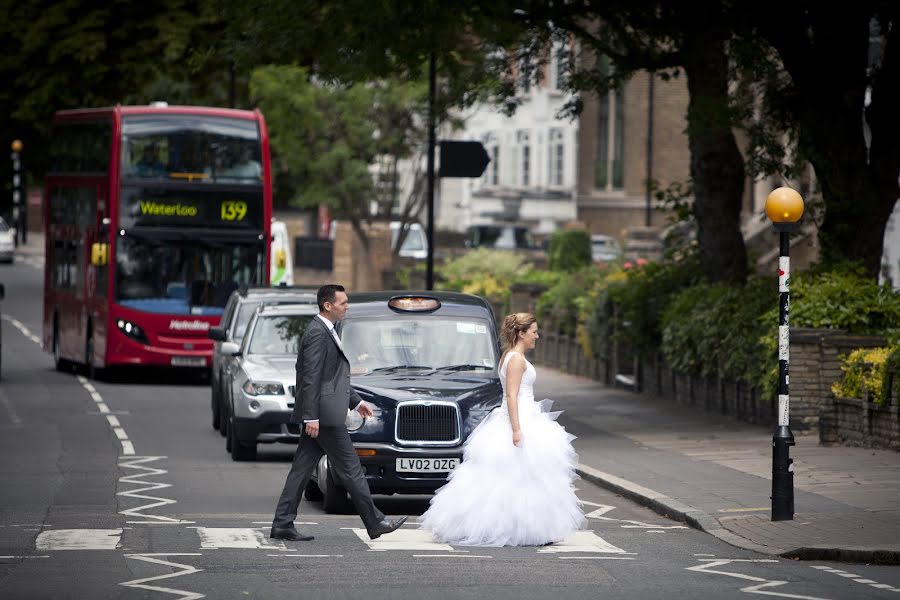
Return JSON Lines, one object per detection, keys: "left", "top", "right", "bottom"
{"left": 0, "top": 218, "right": 15, "bottom": 263}
{"left": 591, "top": 234, "right": 622, "bottom": 263}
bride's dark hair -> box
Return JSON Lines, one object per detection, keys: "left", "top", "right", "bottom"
{"left": 500, "top": 312, "right": 537, "bottom": 350}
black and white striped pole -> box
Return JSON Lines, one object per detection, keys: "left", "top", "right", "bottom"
{"left": 765, "top": 186, "right": 805, "bottom": 522}
{"left": 10, "top": 139, "right": 24, "bottom": 246}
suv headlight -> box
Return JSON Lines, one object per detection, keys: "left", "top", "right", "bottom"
{"left": 242, "top": 380, "right": 285, "bottom": 396}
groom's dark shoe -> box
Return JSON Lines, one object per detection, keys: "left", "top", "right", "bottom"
{"left": 367, "top": 516, "right": 408, "bottom": 540}
{"left": 270, "top": 527, "right": 314, "bottom": 541}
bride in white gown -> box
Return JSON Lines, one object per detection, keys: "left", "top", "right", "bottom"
{"left": 419, "top": 313, "right": 585, "bottom": 546}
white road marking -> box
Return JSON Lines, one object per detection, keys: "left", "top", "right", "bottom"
{"left": 0, "top": 556, "right": 50, "bottom": 559}
{"left": 268, "top": 554, "right": 342, "bottom": 558}
{"left": 121, "top": 440, "right": 135, "bottom": 455}
{"left": 2, "top": 316, "right": 42, "bottom": 345}
{"left": 688, "top": 559, "right": 832, "bottom": 599}
{"left": 0, "top": 388, "right": 23, "bottom": 427}
{"left": 106, "top": 415, "right": 121, "bottom": 427}
{"left": 120, "top": 554, "right": 204, "bottom": 600}
{"left": 537, "top": 531, "right": 630, "bottom": 554}
{"left": 36, "top": 529, "right": 122, "bottom": 550}
{"left": 718, "top": 507, "right": 771, "bottom": 513}
{"left": 118, "top": 456, "right": 192, "bottom": 523}
{"left": 811, "top": 566, "right": 900, "bottom": 593}
{"left": 582, "top": 500, "right": 687, "bottom": 530}
{"left": 192, "top": 528, "right": 284, "bottom": 550}
{"left": 559, "top": 556, "right": 636, "bottom": 560}
{"left": 352, "top": 528, "right": 454, "bottom": 551}
{"left": 76, "top": 375, "right": 135, "bottom": 456}
{"left": 413, "top": 554, "right": 492, "bottom": 558}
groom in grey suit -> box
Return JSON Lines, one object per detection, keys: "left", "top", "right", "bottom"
{"left": 271, "top": 284, "right": 407, "bottom": 541}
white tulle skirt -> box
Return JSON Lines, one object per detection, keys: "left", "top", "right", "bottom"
{"left": 419, "top": 398, "right": 586, "bottom": 547}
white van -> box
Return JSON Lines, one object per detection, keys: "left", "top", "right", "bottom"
{"left": 270, "top": 220, "right": 294, "bottom": 286}
{"left": 390, "top": 221, "right": 428, "bottom": 259}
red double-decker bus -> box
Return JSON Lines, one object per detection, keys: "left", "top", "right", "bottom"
{"left": 42, "top": 104, "right": 273, "bottom": 376}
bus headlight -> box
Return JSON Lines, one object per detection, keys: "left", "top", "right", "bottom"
{"left": 242, "top": 380, "right": 285, "bottom": 396}
{"left": 116, "top": 319, "right": 149, "bottom": 344}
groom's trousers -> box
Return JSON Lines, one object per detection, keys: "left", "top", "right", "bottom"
{"left": 272, "top": 425, "right": 384, "bottom": 530}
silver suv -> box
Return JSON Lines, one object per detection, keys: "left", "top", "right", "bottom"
{"left": 207, "top": 286, "right": 316, "bottom": 436}
{"left": 219, "top": 303, "right": 319, "bottom": 460}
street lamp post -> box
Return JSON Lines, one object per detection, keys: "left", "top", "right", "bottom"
{"left": 764, "top": 186, "right": 805, "bottom": 522}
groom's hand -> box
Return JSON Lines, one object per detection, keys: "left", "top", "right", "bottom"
{"left": 357, "top": 401, "right": 374, "bottom": 418}
{"left": 305, "top": 421, "right": 319, "bottom": 438}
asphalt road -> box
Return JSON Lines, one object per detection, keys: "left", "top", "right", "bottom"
{"left": 2, "top": 258, "right": 899, "bottom": 599}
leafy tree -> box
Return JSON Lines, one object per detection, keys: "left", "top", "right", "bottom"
{"left": 249, "top": 65, "right": 428, "bottom": 253}
{"left": 737, "top": 3, "right": 900, "bottom": 278}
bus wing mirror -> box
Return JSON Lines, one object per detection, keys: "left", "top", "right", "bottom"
{"left": 91, "top": 242, "right": 109, "bottom": 266}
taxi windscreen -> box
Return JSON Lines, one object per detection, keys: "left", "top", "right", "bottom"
{"left": 341, "top": 317, "right": 497, "bottom": 374}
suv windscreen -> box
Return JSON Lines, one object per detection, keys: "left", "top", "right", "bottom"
{"left": 341, "top": 317, "right": 497, "bottom": 374}
{"left": 247, "top": 314, "right": 313, "bottom": 355}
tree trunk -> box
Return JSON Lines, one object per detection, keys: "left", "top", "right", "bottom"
{"left": 684, "top": 35, "right": 749, "bottom": 284}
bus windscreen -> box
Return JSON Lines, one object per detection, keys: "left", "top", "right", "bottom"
{"left": 121, "top": 115, "right": 262, "bottom": 183}
{"left": 115, "top": 234, "right": 264, "bottom": 315}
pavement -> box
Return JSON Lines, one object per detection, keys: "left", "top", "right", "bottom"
{"left": 12, "top": 231, "right": 900, "bottom": 565}
{"left": 536, "top": 366, "right": 900, "bottom": 566}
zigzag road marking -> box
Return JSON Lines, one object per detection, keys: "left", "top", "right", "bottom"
{"left": 688, "top": 559, "right": 832, "bottom": 599}
{"left": 121, "top": 554, "right": 204, "bottom": 600}
{"left": 118, "top": 456, "right": 193, "bottom": 524}
{"left": 582, "top": 500, "right": 688, "bottom": 529}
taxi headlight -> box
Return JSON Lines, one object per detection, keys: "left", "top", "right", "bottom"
{"left": 345, "top": 409, "right": 364, "bottom": 431}
{"left": 242, "top": 380, "right": 285, "bottom": 396}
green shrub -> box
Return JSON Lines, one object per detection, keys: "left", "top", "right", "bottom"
{"left": 535, "top": 267, "right": 603, "bottom": 336}
{"left": 436, "top": 248, "right": 531, "bottom": 305}
{"left": 592, "top": 255, "right": 704, "bottom": 358}
{"left": 831, "top": 347, "right": 893, "bottom": 404}
{"left": 548, "top": 229, "right": 591, "bottom": 272}
{"left": 661, "top": 277, "right": 774, "bottom": 384}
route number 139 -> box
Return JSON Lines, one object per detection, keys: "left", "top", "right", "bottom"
{"left": 221, "top": 201, "right": 248, "bottom": 221}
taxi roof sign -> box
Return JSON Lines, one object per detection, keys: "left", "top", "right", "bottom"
{"left": 388, "top": 296, "right": 441, "bottom": 312}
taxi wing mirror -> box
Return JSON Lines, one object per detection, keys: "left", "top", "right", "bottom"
{"left": 91, "top": 242, "right": 109, "bottom": 266}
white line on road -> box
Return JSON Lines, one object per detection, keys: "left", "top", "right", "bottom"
{"left": 192, "top": 528, "right": 283, "bottom": 550}
{"left": 688, "top": 559, "right": 832, "bottom": 599}
{"left": 36, "top": 529, "right": 122, "bottom": 550}
{"left": 811, "top": 565, "right": 900, "bottom": 593}
{"left": 268, "top": 554, "right": 343, "bottom": 558}
{"left": 0, "top": 388, "right": 23, "bottom": 427}
{"left": 581, "top": 500, "right": 688, "bottom": 530}
{"left": 118, "top": 456, "right": 191, "bottom": 523}
{"left": 559, "top": 556, "right": 636, "bottom": 560}
{"left": 0, "top": 556, "right": 50, "bottom": 559}
{"left": 2, "top": 316, "right": 42, "bottom": 345}
{"left": 77, "top": 375, "right": 134, "bottom": 456}
{"left": 413, "top": 555, "right": 492, "bottom": 558}
{"left": 120, "top": 554, "right": 204, "bottom": 600}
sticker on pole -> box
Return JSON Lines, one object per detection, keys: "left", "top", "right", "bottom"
{"left": 779, "top": 257, "right": 790, "bottom": 292}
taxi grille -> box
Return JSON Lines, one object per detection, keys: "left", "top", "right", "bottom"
{"left": 395, "top": 402, "right": 460, "bottom": 445}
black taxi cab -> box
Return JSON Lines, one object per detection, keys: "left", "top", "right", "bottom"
{"left": 308, "top": 291, "right": 503, "bottom": 513}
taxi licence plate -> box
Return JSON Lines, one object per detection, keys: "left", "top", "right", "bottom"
{"left": 171, "top": 356, "right": 206, "bottom": 367}
{"left": 395, "top": 458, "right": 459, "bottom": 473}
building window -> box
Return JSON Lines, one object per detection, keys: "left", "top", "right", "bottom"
{"left": 594, "top": 59, "right": 625, "bottom": 190}
{"left": 551, "top": 42, "right": 568, "bottom": 91}
{"left": 517, "top": 130, "right": 531, "bottom": 187}
{"left": 548, "top": 129, "right": 564, "bottom": 186}
{"left": 482, "top": 132, "right": 500, "bottom": 187}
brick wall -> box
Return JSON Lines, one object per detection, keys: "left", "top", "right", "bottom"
{"left": 331, "top": 220, "right": 392, "bottom": 292}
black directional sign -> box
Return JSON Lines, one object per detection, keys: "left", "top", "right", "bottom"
{"left": 439, "top": 140, "right": 491, "bottom": 178}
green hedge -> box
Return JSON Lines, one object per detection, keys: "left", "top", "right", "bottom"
{"left": 548, "top": 229, "right": 591, "bottom": 272}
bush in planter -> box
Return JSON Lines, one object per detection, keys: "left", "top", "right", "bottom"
{"left": 831, "top": 347, "right": 893, "bottom": 405}
{"left": 548, "top": 229, "right": 591, "bottom": 272}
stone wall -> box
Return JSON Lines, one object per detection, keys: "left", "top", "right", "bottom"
{"left": 331, "top": 220, "right": 392, "bottom": 292}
